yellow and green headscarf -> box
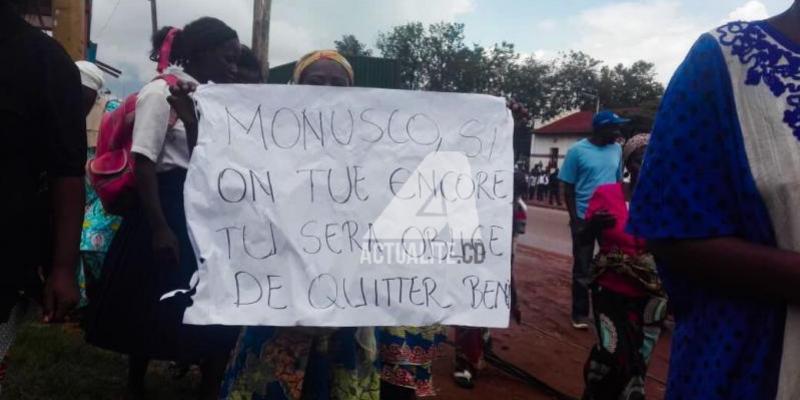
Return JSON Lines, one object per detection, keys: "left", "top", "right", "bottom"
{"left": 292, "top": 50, "right": 354, "bottom": 84}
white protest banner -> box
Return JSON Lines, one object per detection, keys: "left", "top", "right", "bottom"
{"left": 183, "top": 84, "right": 514, "bottom": 328}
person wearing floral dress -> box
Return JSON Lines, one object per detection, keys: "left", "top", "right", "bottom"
{"left": 221, "top": 327, "right": 379, "bottom": 400}
{"left": 76, "top": 97, "right": 122, "bottom": 308}
{"left": 218, "top": 51, "right": 381, "bottom": 400}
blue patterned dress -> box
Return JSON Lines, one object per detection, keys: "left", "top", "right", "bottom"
{"left": 629, "top": 21, "right": 800, "bottom": 399}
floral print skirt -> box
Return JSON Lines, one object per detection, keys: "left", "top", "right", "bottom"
{"left": 583, "top": 283, "right": 667, "bottom": 400}
{"left": 377, "top": 326, "right": 446, "bottom": 397}
{"left": 221, "top": 327, "right": 379, "bottom": 400}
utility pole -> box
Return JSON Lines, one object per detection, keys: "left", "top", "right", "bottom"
{"left": 52, "top": 0, "right": 87, "bottom": 60}
{"left": 252, "top": 0, "right": 272, "bottom": 82}
{"left": 149, "top": 0, "right": 158, "bottom": 38}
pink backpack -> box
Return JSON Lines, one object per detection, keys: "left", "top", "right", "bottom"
{"left": 87, "top": 75, "right": 179, "bottom": 215}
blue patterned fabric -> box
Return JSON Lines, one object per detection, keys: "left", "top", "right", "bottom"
{"left": 716, "top": 21, "right": 800, "bottom": 140}
{"left": 629, "top": 26, "right": 788, "bottom": 399}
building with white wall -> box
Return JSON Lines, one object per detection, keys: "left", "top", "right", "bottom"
{"left": 531, "top": 111, "right": 594, "bottom": 171}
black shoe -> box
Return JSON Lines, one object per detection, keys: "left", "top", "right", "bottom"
{"left": 453, "top": 369, "right": 475, "bottom": 389}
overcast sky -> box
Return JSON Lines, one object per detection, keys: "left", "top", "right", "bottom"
{"left": 89, "top": 0, "right": 790, "bottom": 96}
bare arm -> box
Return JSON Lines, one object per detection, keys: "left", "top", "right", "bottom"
{"left": 43, "top": 177, "right": 84, "bottom": 322}
{"left": 185, "top": 121, "right": 198, "bottom": 155}
{"left": 134, "top": 155, "right": 179, "bottom": 267}
{"left": 167, "top": 81, "right": 199, "bottom": 155}
{"left": 40, "top": 48, "right": 86, "bottom": 322}
{"left": 650, "top": 237, "right": 800, "bottom": 303}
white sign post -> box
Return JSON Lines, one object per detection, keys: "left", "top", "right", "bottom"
{"left": 183, "top": 84, "right": 514, "bottom": 328}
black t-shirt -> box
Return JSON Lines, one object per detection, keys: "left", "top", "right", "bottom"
{"left": 0, "top": 4, "right": 86, "bottom": 317}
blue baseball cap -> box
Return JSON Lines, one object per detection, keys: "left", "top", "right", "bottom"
{"left": 592, "top": 110, "right": 630, "bottom": 130}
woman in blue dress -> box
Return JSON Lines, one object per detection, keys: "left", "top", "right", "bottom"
{"left": 629, "top": 2, "right": 800, "bottom": 398}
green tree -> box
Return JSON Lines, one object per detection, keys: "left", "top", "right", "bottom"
{"left": 377, "top": 22, "right": 485, "bottom": 92}
{"left": 448, "top": 43, "right": 488, "bottom": 93}
{"left": 334, "top": 34, "right": 373, "bottom": 57}
{"left": 376, "top": 22, "right": 427, "bottom": 89}
{"left": 420, "top": 22, "right": 474, "bottom": 91}
{"left": 376, "top": 22, "right": 664, "bottom": 123}
{"left": 504, "top": 56, "right": 554, "bottom": 120}
{"left": 547, "top": 51, "right": 602, "bottom": 115}
{"left": 482, "top": 42, "right": 519, "bottom": 94}
{"left": 597, "top": 61, "right": 663, "bottom": 109}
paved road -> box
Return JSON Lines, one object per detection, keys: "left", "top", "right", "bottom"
{"left": 518, "top": 206, "right": 572, "bottom": 256}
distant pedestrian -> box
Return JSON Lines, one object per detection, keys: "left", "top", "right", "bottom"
{"left": 453, "top": 327, "right": 490, "bottom": 389}
{"left": 548, "top": 168, "right": 561, "bottom": 205}
{"left": 629, "top": 3, "right": 800, "bottom": 399}
{"left": 527, "top": 171, "right": 536, "bottom": 200}
{"left": 536, "top": 172, "right": 549, "bottom": 201}
{"left": 559, "top": 111, "right": 626, "bottom": 329}
{"left": 582, "top": 134, "right": 666, "bottom": 400}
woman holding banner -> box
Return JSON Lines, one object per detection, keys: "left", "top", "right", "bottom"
{"left": 86, "top": 17, "right": 242, "bottom": 400}
{"left": 168, "top": 49, "right": 451, "bottom": 400}
{"left": 216, "top": 50, "right": 383, "bottom": 400}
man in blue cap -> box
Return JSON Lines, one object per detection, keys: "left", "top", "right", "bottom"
{"left": 559, "top": 110, "right": 626, "bottom": 329}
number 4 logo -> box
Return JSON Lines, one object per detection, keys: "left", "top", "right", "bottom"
{"left": 368, "top": 151, "right": 482, "bottom": 247}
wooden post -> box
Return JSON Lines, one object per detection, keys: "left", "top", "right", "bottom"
{"left": 149, "top": 0, "right": 158, "bottom": 38}
{"left": 52, "top": 0, "right": 87, "bottom": 60}
{"left": 252, "top": 0, "right": 272, "bottom": 82}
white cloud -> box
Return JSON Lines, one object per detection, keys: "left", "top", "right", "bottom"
{"left": 268, "top": 0, "right": 476, "bottom": 65}
{"left": 395, "top": 0, "right": 475, "bottom": 21}
{"left": 536, "top": 19, "right": 558, "bottom": 32}
{"left": 91, "top": 0, "right": 778, "bottom": 95}
{"left": 268, "top": 20, "right": 316, "bottom": 66}
{"left": 532, "top": 49, "right": 553, "bottom": 61}
{"left": 725, "top": 0, "right": 770, "bottom": 22}
{"left": 571, "top": 1, "right": 701, "bottom": 83}
{"left": 568, "top": 0, "right": 775, "bottom": 84}
{"left": 90, "top": 0, "right": 476, "bottom": 95}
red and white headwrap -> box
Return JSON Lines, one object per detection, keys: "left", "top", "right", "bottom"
{"left": 157, "top": 28, "right": 181, "bottom": 73}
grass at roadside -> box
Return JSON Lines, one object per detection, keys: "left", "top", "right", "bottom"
{"left": 2, "top": 319, "right": 200, "bottom": 400}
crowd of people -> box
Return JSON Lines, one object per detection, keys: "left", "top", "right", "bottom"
{"left": 1, "top": 0, "right": 800, "bottom": 399}
{"left": 523, "top": 164, "right": 561, "bottom": 206}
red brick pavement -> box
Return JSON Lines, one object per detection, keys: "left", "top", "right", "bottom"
{"left": 431, "top": 245, "right": 671, "bottom": 400}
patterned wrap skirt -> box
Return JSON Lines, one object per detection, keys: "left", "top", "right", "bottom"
{"left": 221, "top": 327, "right": 380, "bottom": 400}
{"left": 378, "top": 326, "right": 446, "bottom": 397}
